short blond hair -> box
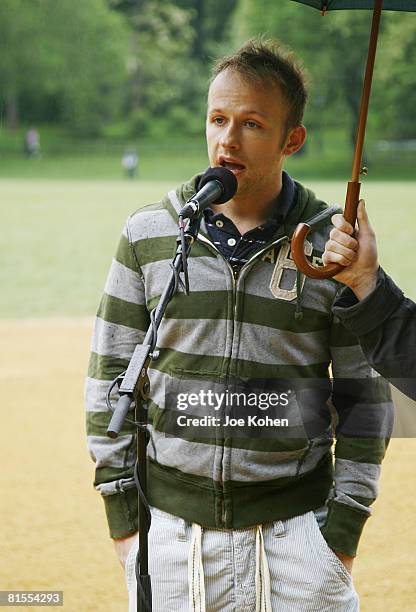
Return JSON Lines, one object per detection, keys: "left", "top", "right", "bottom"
{"left": 211, "top": 38, "right": 308, "bottom": 135}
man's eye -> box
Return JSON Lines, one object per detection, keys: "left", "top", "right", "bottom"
{"left": 214, "top": 117, "right": 224, "bottom": 125}
{"left": 245, "top": 120, "right": 258, "bottom": 128}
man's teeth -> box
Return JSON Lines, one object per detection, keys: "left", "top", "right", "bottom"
{"left": 222, "top": 161, "right": 244, "bottom": 170}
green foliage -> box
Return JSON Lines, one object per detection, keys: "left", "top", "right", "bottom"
{"left": 0, "top": 0, "right": 130, "bottom": 135}
{"left": 373, "top": 13, "right": 416, "bottom": 139}
{"left": 181, "top": 0, "right": 239, "bottom": 61}
{"left": 108, "top": 0, "right": 239, "bottom": 139}
{"left": 1, "top": 0, "right": 416, "bottom": 147}
{"left": 0, "top": 0, "right": 45, "bottom": 128}
{"left": 43, "top": 0, "right": 129, "bottom": 135}
{"left": 119, "top": 1, "right": 208, "bottom": 138}
{"left": 0, "top": 0, "right": 240, "bottom": 139}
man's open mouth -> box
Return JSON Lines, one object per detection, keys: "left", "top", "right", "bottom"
{"left": 219, "top": 158, "right": 245, "bottom": 173}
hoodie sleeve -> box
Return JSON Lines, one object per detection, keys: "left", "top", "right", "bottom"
{"left": 321, "top": 312, "right": 394, "bottom": 557}
{"left": 332, "top": 268, "right": 416, "bottom": 398}
{"left": 85, "top": 218, "right": 150, "bottom": 538}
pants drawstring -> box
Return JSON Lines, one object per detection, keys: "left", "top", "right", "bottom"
{"left": 255, "top": 525, "right": 272, "bottom": 612}
{"left": 188, "top": 523, "right": 272, "bottom": 612}
{"left": 189, "top": 523, "right": 206, "bottom": 612}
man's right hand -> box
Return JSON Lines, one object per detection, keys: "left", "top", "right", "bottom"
{"left": 113, "top": 532, "right": 138, "bottom": 568}
{"left": 322, "top": 200, "right": 379, "bottom": 300}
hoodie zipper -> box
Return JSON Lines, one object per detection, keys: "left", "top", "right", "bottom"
{"left": 197, "top": 233, "right": 289, "bottom": 526}
{"left": 197, "top": 234, "right": 234, "bottom": 525}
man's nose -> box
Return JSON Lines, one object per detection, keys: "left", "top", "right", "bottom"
{"left": 219, "top": 123, "right": 240, "bottom": 150}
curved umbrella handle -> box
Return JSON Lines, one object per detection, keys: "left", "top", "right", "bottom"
{"left": 291, "top": 181, "right": 361, "bottom": 280}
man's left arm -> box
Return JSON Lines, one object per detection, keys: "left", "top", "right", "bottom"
{"left": 321, "top": 314, "right": 394, "bottom": 564}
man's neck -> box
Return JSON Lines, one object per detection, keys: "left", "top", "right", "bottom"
{"left": 212, "top": 179, "right": 283, "bottom": 235}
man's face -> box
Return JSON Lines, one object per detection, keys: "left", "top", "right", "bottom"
{"left": 206, "top": 68, "right": 295, "bottom": 201}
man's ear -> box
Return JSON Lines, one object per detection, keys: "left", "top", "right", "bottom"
{"left": 282, "top": 125, "right": 307, "bottom": 157}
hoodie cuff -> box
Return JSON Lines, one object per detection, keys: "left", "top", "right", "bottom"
{"left": 332, "top": 268, "right": 404, "bottom": 337}
{"left": 320, "top": 499, "right": 370, "bottom": 558}
{"left": 103, "top": 488, "right": 138, "bottom": 539}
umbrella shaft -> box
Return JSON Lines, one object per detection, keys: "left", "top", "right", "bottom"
{"left": 351, "top": 0, "right": 383, "bottom": 183}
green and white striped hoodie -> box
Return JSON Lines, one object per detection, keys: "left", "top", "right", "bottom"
{"left": 86, "top": 174, "right": 392, "bottom": 557}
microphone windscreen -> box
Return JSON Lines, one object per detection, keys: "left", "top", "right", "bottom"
{"left": 198, "top": 166, "right": 238, "bottom": 204}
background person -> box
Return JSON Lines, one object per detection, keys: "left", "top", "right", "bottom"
{"left": 323, "top": 200, "right": 416, "bottom": 400}
{"left": 24, "top": 128, "right": 41, "bottom": 158}
{"left": 122, "top": 148, "right": 139, "bottom": 179}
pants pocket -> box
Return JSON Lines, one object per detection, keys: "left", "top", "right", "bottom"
{"left": 308, "top": 511, "right": 352, "bottom": 587}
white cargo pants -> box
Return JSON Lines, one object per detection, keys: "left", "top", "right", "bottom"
{"left": 125, "top": 507, "right": 359, "bottom": 612}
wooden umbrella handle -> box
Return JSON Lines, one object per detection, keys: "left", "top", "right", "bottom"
{"left": 291, "top": 0, "right": 383, "bottom": 280}
{"left": 291, "top": 182, "right": 361, "bottom": 280}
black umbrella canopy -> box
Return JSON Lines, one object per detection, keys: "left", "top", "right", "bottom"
{"left": 289, "top": 0, "right": 416, "bottom": 279}
{"left": 291, "top": 1, "right": 416, "bottom": 10}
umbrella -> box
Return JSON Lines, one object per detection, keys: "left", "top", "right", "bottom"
{"left": 289, "top": 0, "right": 416, "bottom": 279}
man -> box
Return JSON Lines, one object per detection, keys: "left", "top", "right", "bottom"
{"left": 86, "top": 40, "right": 392, "bottom": 611}
{"left": 323, "top": 200, "right": 416, "bottom": 399}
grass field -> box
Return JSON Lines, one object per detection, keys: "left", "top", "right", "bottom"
{"left": 1, "top": 177, "right": 416, "bottom": 610}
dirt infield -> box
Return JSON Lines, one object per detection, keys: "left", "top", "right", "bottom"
{"left": 1, "top": 319, "right": 415, "bottom": 611}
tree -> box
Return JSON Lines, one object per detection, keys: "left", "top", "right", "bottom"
{"left": 0, "top": 0, "right": 45, "bottom": 129}
{"left": 0, "top": 0, "right": 130, "bottom": 134}
{"left": 319, "top": 11, "right": 376, "bottom": 149}
{"left": 43, "top": 0, "right": 129, "bottom": 135}
{"left": 109, "top": 0, "right": 239, "bottom": 138}
{"left": 119, "top": 1, "right": 206, "bottom": 137}
{"left": 173, "top": 0, "right": 238, "bottom": 62}
{"left": 373, "top": 13, "right": 416, "bottom": 139}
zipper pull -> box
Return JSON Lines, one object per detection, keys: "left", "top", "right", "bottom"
{"left": 232, "top": 264, "right": 240, "bottom": 280}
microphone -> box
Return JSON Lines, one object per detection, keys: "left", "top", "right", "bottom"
{"left": 179, "top": 166, "right": 238, "bottom": 219}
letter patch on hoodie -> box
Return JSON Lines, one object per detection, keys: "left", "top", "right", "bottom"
{"left": 269, "top": 241, "right": 312, "bottom": 301}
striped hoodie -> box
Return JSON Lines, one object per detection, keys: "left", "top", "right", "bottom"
{"left": 85, "top": 174, "right": 393, "bottom": 557}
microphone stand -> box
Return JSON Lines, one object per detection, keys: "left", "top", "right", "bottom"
{"left": 106, "top": 213, "right": 201, "bottom": 612}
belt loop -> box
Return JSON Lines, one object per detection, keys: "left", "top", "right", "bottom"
{"left": 176, "top": 518, "right": 188, "bottom": 542}
{"left": 273, "top": 520, "right": 286, "bottom": 538}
